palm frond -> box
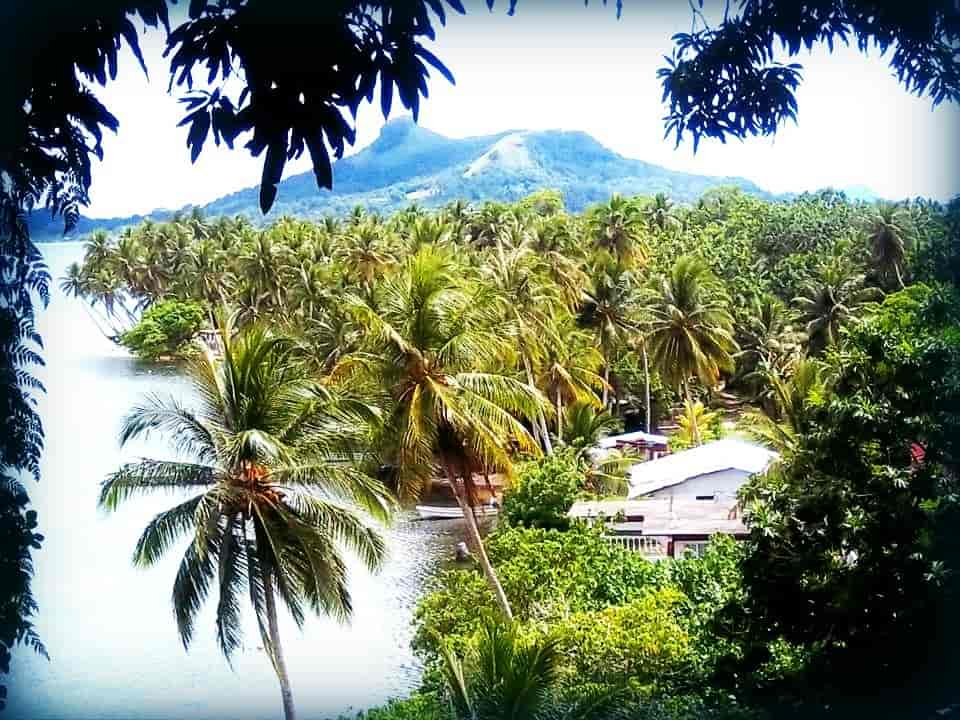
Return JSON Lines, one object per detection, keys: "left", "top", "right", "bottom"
{"left": 215, "top": 513, "right": 248, "bottom": 661}
{"left": 283, "top": 493, "right": 386, "bottom": 572}
{"left": 132, "top": 493, "right": 207, "bottom": 567}
{"left": 119, "top": 393, "right": 219, "bottom": 462}
{"left": 99, "top": 460, "right": 218, "bottom": 511}
{"left": 171, "top": 521, "right": 222, "bottom": 649}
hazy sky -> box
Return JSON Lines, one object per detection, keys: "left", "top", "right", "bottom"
{"left": 85, "top": 1, "right": 960, "bottom": 218}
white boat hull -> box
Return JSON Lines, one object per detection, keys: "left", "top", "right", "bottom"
{"left": 415, "top": 505, "right": 499, "bottom": 520}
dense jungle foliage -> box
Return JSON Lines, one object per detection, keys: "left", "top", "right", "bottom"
{"left": 65, "top": 187, "right": 959, "bottom": 422}
{"left": 68, "top": 187, "right": 960, "bottom": 718}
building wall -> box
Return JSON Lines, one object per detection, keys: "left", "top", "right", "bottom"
{"left": 648, "top": 468, "right": 750, "bottom": 502}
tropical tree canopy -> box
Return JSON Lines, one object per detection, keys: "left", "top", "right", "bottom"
{"left": 99, "top": 321, "right": 392, "bottom": 720}
{"left": 645, "top": 255, "right": 737, "bottom": 392}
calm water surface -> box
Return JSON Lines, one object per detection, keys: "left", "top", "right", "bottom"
{"left": 7, "top": 242, "right": 463, "bottom": 720}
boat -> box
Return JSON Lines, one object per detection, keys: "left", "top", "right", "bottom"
{"left": 415, "top": 504, "right": 499, "bottom": 520}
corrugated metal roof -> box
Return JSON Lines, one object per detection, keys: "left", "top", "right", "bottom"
{"left": 569, "top": 497, "right": 747, "bottom": 535}
{"left": 597, "top": 430, "right": 669, "bottom": 449}
{"left": 626, "top": 438, "right": 778, "bottom": 499}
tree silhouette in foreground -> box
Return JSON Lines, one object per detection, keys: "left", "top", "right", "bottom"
{"left": 1, "top": 0, "right": 958, "bottom": 703}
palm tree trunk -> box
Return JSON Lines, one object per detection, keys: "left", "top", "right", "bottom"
{"left": 642, "top": 344, "right": 652, "bottom": 433}
{"left": 523, "top": 357, "right": 552, "bottom": 454}
{"left": 683, "top": 381, "right": 702, "bottom": 446}
{"left": 538, "top": 412, "right": 553, "bottom": 454}
{"left": 530, "top": 413, "right": 544, "bottom": 449}
{"left": 443, "top": 462, "right": 514, "bottom": 620}
{"left": 555, "top": 390, "right": 563, "bottom": 444}
{"left": 601, "top": 363, "right": 610, "bottom": 408}
{"left": 81, "top": 301, "right": 122, "bottom": 344}
{"left": 263, "top": 571, "right": 297, "bottom": 720}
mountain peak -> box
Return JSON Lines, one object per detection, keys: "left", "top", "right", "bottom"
{"left": 369, "top": 117, "right": 444, "bottom": 153}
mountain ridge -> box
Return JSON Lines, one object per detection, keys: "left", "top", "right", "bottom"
{"left": 28, "top": 118, "right": 878, "bottom": 240}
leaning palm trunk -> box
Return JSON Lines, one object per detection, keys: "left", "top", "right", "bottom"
{"left": 264, "top": 570, "right": 297, "bottom": 720}
{"left": 443, "top": 462, "right": 514, "bottom": 621}
{"left": 683, "top": 382, "right": 702, "bottom": 446}
{"left": 523, "top": 357, "right": 552, "bottom": 454}
{"left": 642, "top": 344, "right": 652, "bottom": 433}
{"left": 601, "top": 363, "right": 610, "bottom": 408}
{"left": 894, "top": 262, "right": 905, "bottom": 289}
{"left": 555, "top": 390, "right": 564, "bottom": 443}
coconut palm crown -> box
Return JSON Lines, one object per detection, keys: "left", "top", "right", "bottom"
{"left": 646, "top": 255, "right": 737, "bottom": 393}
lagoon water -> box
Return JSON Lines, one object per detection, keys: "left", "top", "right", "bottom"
{"left": 7, "top": 242, "right": 461, "bottom": 720}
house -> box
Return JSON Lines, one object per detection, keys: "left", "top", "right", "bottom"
{"left": 569, "top": 496, "right": 748, "bottom": 559}
{"left": 626, "top": 437, "right": 777, "bottom": 502}
{"left": 590, "top": 430, "right": 670, "bottom": 462}
{"left": 568, "top": 438, "right": 778, "bottom": 560}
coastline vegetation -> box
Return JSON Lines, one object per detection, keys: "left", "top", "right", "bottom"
{"left": 72, "top": 187, "right": 960, "bottom": 719}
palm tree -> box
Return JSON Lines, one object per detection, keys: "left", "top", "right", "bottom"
{"left": 184, "top": 238, "right": 229, "bottom": 310}
{"left": 586, "top": 194, "right": 648, "bottom": 267}
{"left": 675, "top": 400, "right": 721, "bottom": 448}
{"left": 866, "top": 203, "right": 913, "bottom": 289}
{"left": 645, "top": 256, "right": 737, "bottom": 444}
{"left": 342, "top": 247, "right": 545, "bottom": 619}
{"left": 794, "top": 265, "right": 880, "bottom": 354}
{"left": 439, "top": 619, "right": 561, "bottom": 720}
{"left": 538, "top": 318, "right": 605, "bottom": 444}
{"left": 59, "top": 261, "right": 119, "bottom": 341}
{"left": 530, "top": 215, "right": 589, "bottom": 310}
{"left": 238, "top": 230, "right": 291, "bottom": 313}
{"left": 99, "top": 320, "right": 392, "bottom": 720}
{"left": 736, "top": 293, "right": 802, "bottom": 397}
{"left": 580, "top": 255, "right": 641, "bottom": 409}
{"left": 482, "top": 238, "right": 560, "bottom": 453}
{"left": 439, "top": 617, "right": 622, "bottom": 720}
{"left": 564, "top": 402, "right": 621, "bottom": 452}
{"left": 643, "top": 193, "right": 682, "bottom": 234}
{"left": 742, "top": 357, "right": 825, "bottom": 455}
{"left": 336, "top": 218, "right": 398, "bottom": 288}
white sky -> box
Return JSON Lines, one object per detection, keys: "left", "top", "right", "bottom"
{"left": 85, "top": 1, "right": 960, "bottom": 218}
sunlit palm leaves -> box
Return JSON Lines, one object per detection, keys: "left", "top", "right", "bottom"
{"left": 866, "top": 203, "right": 914, "bottom": 289}
{"left": 586, "top": 194, "right": 648, "bottom": 267}
{"left": 794, "top": 264, "right": 880, "bottom": 354}
{"left": 99, "top": 320, "right": 391, "bottom": 717}
{"left": 341, "top": 246, "right": 545, "bottom": 618}
{"left": 439, "top": 617, "right": 623, "bottom": 720}
{"left": 742, "top": 357, "right": 826, "bottom": 456}
{"left": 646, "top": 255, "right": 737, "bottom": 393}
{"left": 538, "top": 318, "right": 605, "bottom": 442}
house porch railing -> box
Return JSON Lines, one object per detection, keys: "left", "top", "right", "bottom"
{"left": 603, "top": 534, "right": 669, "bottom": 558}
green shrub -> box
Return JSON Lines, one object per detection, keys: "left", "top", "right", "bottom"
{"left": 502, "top": 448, "right": 583, "bottom": 530}
{"left": 412, "top": 524, "right": 666, "bottom": 664}
{"left": 121, "top": 299, "right": 206, "bottom": 360}
{"left": 550, "top": 587, "right": 693, "bottom": 689}
{"left": 347, "top": 692, "right": 448, "bottom": 720}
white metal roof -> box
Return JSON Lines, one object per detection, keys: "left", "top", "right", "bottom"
{"left": 626, "top": 438, "right": 778, "bottom": 499}
{"left": 597, "top": 430, "right": 669, "bottom": 449}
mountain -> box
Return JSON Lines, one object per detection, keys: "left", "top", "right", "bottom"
{"left": 200, "top": 118, "right": 775, "bottom": 219}
{"left": 31, "top": 117, "right": 863, "bottom": 240}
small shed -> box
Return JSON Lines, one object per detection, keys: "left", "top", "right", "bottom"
{"left": 592, "top": 430, "right": 670, "bottom": 462}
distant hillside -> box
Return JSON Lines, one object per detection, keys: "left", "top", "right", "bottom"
{"left": 201, "top": 118, "right": 776, "bottom": 220}
{"left": 32, "top": 118, "right": 856, "bottom": 240}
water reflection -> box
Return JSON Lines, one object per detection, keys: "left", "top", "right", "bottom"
{"left": 6, "top": 242, "right": 463, "bottom": 720}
